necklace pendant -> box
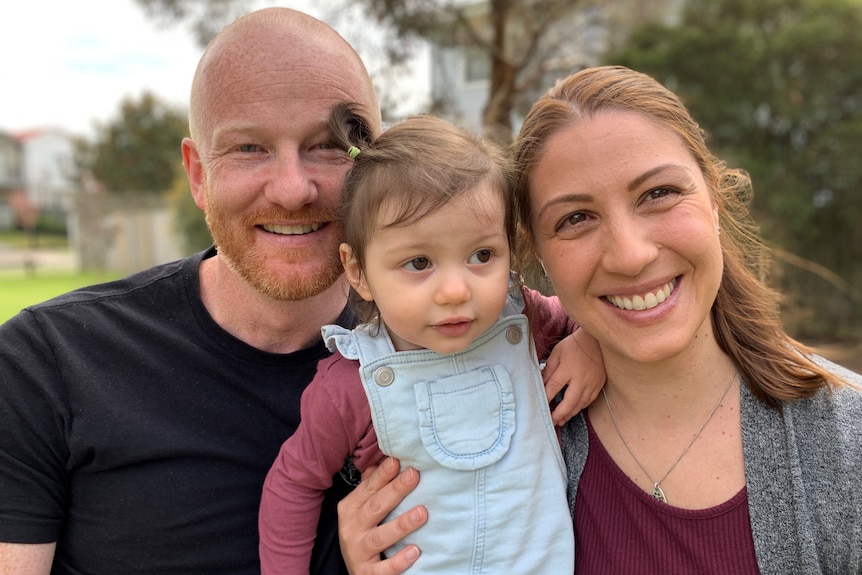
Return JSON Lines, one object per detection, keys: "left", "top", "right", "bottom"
{"left": 652, "top": 483, "right": 667, "bottom": 503}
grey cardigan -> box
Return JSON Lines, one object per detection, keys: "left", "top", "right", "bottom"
{"left": 561, "top": 358, "right": 862, "bottom": 574}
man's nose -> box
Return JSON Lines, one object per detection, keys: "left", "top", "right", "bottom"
{"left": 263, "top": 151, "right": 318, "bottom": 209}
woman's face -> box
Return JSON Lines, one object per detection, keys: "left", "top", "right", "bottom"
{"left": 529, "top": 111, "right": 723, "bottom": 367}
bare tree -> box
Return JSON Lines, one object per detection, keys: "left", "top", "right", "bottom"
{"left": 134, "top": 0, "right": 674, "bottom": 144}
{"left": 135, "top": 0, "right": 257, "bottom": 46}
{"left": 356, "top": 0, "right": 597, "bottom": 144}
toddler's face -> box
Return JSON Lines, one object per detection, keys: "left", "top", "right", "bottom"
{"left": 353, "top": 182, "right": 511, "bottom": 354}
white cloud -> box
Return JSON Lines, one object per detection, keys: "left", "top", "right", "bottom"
{"left": 0, "top": 0, "right": 428, "bottom": 138}
{"left": 0, "top": 0, "right": 202, "bottom": 136}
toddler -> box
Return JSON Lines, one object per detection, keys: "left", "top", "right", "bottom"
{"left": 259, "top": 109, "right": 603, "bottom": 573}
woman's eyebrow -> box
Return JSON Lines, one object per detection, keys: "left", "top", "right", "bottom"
{"left": 535, "top": 192, "right": 593, "bottom": 221}
{"left": 627, "top": 163, "right": 692, "bottom": 192}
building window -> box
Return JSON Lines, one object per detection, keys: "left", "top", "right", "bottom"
{"left": 462, "top": 45, "right": 491, "bottom": 85}
{"left": 0, "top": 141, "right": 13, "bottom": 181}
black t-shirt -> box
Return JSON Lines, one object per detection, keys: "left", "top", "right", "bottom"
{"left": 0, "top": 248, "right": 354, "bottom": 574}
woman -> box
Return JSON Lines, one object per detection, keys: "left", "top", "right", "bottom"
{"left": 338, "top": 66, "right": 862, "bottom": 574}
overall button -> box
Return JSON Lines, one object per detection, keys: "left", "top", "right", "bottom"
{"left": 374, "top": 366, "right": 395, "bottom": 386}
{"left": 506, "top": 325, "right": 523, "bottom": 345}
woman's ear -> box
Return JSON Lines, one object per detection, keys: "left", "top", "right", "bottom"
{"left": 340, "top": 244, "right": 374, "bottom": 302}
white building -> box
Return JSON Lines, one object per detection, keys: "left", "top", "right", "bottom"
{"left": 16, "top": 127, "right": 77, "bottom": 213}
{"left": 428, "top": 0, "right": 683, "bottom": 134}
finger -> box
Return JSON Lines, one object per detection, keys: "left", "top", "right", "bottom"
{"left": 541, "top": 349, "right": 561, "bottom": 383}
{"left": 377, "top": 544, "right": 422, "bottom": 575}
{"left": 337, "top": 458, "right": 423, "bottom": 552}
{"left": 338, "top": 460, "right": 426, "bottom": 575}
{"left": 366, "top": 504, "right": 428, "bottom": 557}
{"left": 339, "top": 457, "right": 400, "bottom": 523}
{"left": 365, "top": 457, "right": 400, "bottom": 492}
{"left": 550, "top": 398, "right": 573, "bottom": 427}
{"left": 354, "top": 541, "right": 422, "bottom": 575}
{"left": 360, "top": 465, "right": 422, "bottom": 536}
{"left": 550, "top": 385, "right": 584, "bottom": 427}
{"left": 544, "top": 374, "right": 567, "bottom": 403}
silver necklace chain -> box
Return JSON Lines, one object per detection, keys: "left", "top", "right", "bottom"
{"left": 601, "top": 370, "right": 738, "bottom": 504}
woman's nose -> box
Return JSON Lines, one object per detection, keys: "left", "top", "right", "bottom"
{"left": 600, "top": 218, "right": 658, "bottom": 277}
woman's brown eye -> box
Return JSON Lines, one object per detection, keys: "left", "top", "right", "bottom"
{"left": 558, "top": 212, "right": 586, "bottom": 230}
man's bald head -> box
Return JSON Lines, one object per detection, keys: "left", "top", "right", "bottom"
{"left": 189, "top": 7, "right": 380, "bottom": 145}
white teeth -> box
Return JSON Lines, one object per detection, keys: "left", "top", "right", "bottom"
{"left": 262, "top": 223, "right": 322, "bottom": 235}
{"left": 607, "top": 279, "right": 676, "bottom": 311}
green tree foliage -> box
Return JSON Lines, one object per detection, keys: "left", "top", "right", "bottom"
{"left": 73, "top": 91, "right": 210, "bottom": 257}
{"left": 608, "top": 0, "right": 862, "bottom": 337}
{"left": 168, "top": 174, "right": 213, "bottom": 255}
{"left": 74, "top": 91, "right": 189, "bottom": 196}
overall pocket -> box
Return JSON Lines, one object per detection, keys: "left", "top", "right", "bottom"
{"left": 414, "top": 365, "right": 515, "bottom": 470}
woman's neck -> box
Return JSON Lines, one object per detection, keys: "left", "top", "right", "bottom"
{"left": 597, "top": 334, "right": 737, "bottom": 427}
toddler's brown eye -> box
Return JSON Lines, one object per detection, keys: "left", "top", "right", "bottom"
{"left": 405, "top": 257, "right": 429, "bottom": 271}
{"left": 473, "top": 249, "right": 492, "bottom": 263}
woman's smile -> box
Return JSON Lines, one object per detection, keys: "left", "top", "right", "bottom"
{"left": 605, "top": 278, "right": 677, "bottom": 311}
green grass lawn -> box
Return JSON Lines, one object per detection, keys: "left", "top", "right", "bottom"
{"left": 0, "top": 270, "right": 120, "bottom": 324}
{"left": 0, "top": 230, "right": 69, "bottom": 250}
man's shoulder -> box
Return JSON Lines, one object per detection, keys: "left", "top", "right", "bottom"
{"left": 2, "top": 255, "right": 200, "bottom": 342}
{"left": 33, "top": 255, "right": 195, "bottom": 313}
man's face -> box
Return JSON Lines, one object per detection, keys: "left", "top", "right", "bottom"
{"left": 187, "top": 27, "right": 379, "bottom": 301}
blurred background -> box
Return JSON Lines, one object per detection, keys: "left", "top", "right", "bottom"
{"left": 1, "top": 0, "right": 860, "bottom": 370}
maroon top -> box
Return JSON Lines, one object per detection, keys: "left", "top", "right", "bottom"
{"left": 573, "top": 415, "right": 761, "bottom": 574}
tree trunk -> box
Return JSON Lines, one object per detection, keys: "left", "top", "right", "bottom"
{"left": 481, "top": 0, "right": 517, "bottom": 146}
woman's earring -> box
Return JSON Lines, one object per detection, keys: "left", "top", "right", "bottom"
{"left": 717, "top": 225, "right": 721, "bottom": 235}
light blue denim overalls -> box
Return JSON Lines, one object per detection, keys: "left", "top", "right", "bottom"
{"left": 323, "top": 292, "right": 575, "bottom": 573}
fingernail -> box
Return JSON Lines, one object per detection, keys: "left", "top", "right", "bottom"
{"left": 405, "top": 545, "right": 420, "bottom": 561}
{"left": 409, "top": 507, "right": 424, "bottom": 523}
{"left": 399, "top": 467, "right": 415, "bottom": 484}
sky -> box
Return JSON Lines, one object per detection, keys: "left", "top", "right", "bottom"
{"left": 0, "top": 0, "right": 418, "bottom": 139}
{"left": 1, "top": 0, "right": 210, "bottom": 137}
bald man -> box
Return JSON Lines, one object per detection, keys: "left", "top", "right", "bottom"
{"left": 0, "top": 8, "right": 380, "bottom": 574}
